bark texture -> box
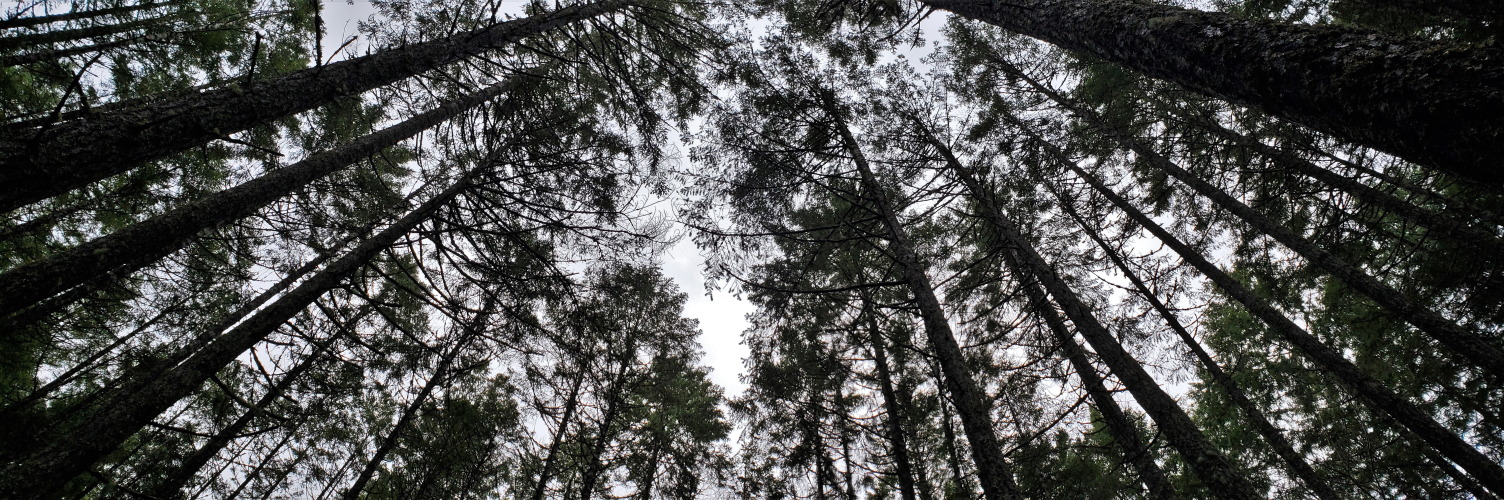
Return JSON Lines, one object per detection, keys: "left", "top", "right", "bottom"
{"left": 0, "top": 0, "right": 629, "bottom": 213}
{"left": 926, "top": 0, "right": 1504, "bottom": 186}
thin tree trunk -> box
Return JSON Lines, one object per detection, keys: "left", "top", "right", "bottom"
{"left": 822, "top": 92, "right": 1025, "bottom": 500}
{"left": 149, "top": 327, "right": 343, "bottom": 499}
{"left": 1051, "top": 183, "right": 1342, "bottom": 500}
{"left": 863, "top": 305, "right": 920, "bottom": 500}
{"left": 1000, "top": 60, "right": 1504, "bottom": 381}
{"left": 532, "top": 368, "right": 587, "bottom": 500}
{"left": 917, "top": 120, "right": 1256, "bottom": 498}
{"left": 0, "top": 13, "right": 174, "bottom": 50}
{"left": 0, "top": 160, "right": 490, "bottom": 498}
{"left": 2, "top": 33, "right": 153, "bottom": 67}
{"left": 1016, "top": 273, "right": 1181, "bottom": 499}
{"left": 1165, "top": 102, "right": 1504, "bottom": 255}
{"left": 0, "top": 2, "right": 173, "bottom": 31}
{"left": 341, "top": 315, "right": 483, "bottom": 500}
{"left": 577, "top": 347, "right": 635, "bottom": 500}
{"left": 0, "top": 77, "right": 525, "bottom": 325}
{"left": 0, "top": 0, "right": 630, "bottom": 213}
{"left": 1027, "top": 127, "right": 1504, "bottom": 495}
{"left": 924, "top": 0, "right": 1504, "bottom": 186}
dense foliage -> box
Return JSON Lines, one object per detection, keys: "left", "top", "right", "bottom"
{"left": 0, "top": 0, "right": 1500, "bottom": 498}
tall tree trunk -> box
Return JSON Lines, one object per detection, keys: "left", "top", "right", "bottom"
{"left": 917, "top": 120, "right": 1256, "bottom": 498}
{"left": 0, "top": 77, "right": 525, "bottom": 325}
{"left": 1016, "top": 274, "right": 1181, "bottom": 499}
{"left": 1023, "top": 125, "right": 1504, "bottom": 495}
{"left": 1051, "top": 184, "right": 1342, "bottom": 500}
{"left": 0, "top": 0, "right": 630, "bottom": 213}
{"left": 821, "top": 93, "right": 1025, "bottom": 500}
{"left": 577, "top": 347, "right": 635, "bottom": 500}
{"left": 1163, "top": 101, "right": 1504, "bottom": 255}
{"left": 532, "top": 368, "right": 587, "bottom": 500}
{"left": 924, "top": 0, "right": 1504, "bottom": 186}
{"left": 862, "top": 304, "right": 920, "bottom": 500}
{"left": 998, "top": 60, "right": 1504, "bottom": 381}
{"left": 2, "top": 33, "right": 153, "bottom": 67}
{"left": 0, "top": 159, "right": 491, "bottom": 498}
{"left": 341, "top": 312, "right": 484, "bottom": 500}
{"left": 0, "top": 2, "right": 174, "bottom": 31}
{"left": 0, "top": 12, "right": 175, "bottom": 50}
{"left": 149, "top": 316, "right": 354, "bottom": 500}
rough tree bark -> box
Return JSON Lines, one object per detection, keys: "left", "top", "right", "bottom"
{"left": 924, "top": 0, "right": 1504, "bottom": 185}
{"left": 0, "top": 0, "right": 629, "bottom": 213}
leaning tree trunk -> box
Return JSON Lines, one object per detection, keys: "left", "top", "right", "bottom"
{"left": 0, "top": 160, "right": 490, "bottom": 498}
{"left": 1015, "top": 273, "right": 1181, "bottom": 499}
{"left": 341, "top": 312, "right": 484, "bottom": 500}
{"left": 823, "top": 93, "right": 1025, "bottom": 500}
{"left": 917, "top": 120, "right": 1257, "bottom": 498}
{"left": 0, "top": 2, "right": 175, "bottom": 31}
{"left": 861, "top": 303, "right": 921, "bottom": 500}
{"left": 1347, "top": 0, "right": 1504, "bottom": 23}
{"left": 1, "top": 33, "right": 154, "bottom": 67}
{"left": 0, "top": 77, "right": 526, "bottom": 326}
{"left": 1021, "top": 123, "right": 1504, "bottom": 496}
{"left": 924, "top": 0, "right": 1504, "bottom": 186}
{"left": 0, "top": 0, "right": 630, "bottom": 214}
{"left": 531, "top": 368, "right": 587, "bottom": 500}
{"left": 998, "top": 61, "right": 1504, "bottom": 381}
{"left": 1050, "top": 182, "right": 1341, "bottom": 500}
{"left": 149, "top": 304, "right": 370, "bottom": 500}
{"left": 0, "top": 12, "right": 174, "bottom": 50}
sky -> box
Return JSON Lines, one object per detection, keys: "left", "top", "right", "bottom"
{"left": 317, "top": 0, "right": 758, "bottom": 397}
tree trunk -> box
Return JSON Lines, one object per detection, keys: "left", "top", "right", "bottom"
{"left": 999, "top": 60, "right": 1504, "bottom": 381}
{"left": 822, "top": 93, "right": 1025, "bottom": 500}
{"left": 2, "top": 33, "right": 152, "bottom": 67}
{"left": 1031, "top": 128, "right": 1504, "bottom": 496}
{"left": 923, "top": 0, "right": 1504, "bottom": 186}
{"left": 1165, "top": 102, "right": 1504, "bottom": 255}
{"left": 577, "top": 346, "right": 635, "bottom": 500}
{"left": 0, "top": 160, "right": 489, "bottom": 498}
{"left": 0, "top": 77, "right": 523, "bottom": 325}
{"left": 862, "top": 304, "right": 920, "bottom": 500}
{"left": 0, "top": 2, "right": 173, "bottom": 31}
{"left": 1016, "top": 274, "right": 1181, "bottom": 499}
{"left": 150, "top": 322, "right": 350, "bottom": 499}
{"left": 0, "top": 13, "right": 174, "bottom": 50}
{"left": 1348, "top": 0, "right": 1504, "bottom": 23}
{"left": 1051, "top": 185, "right": 1342, "bottom": 500}
{"left": 532, "top": 368, "right": 587, "bottom": 500}
{"left": 917, "top": 120, "right": 1257, "bottom": 499}
{"left": 341, "top": 313, "right": 484, "bottom": 500}
{"left": 0, "top": 0, "right": 630, "bottom": 213}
